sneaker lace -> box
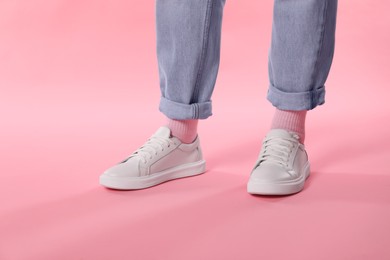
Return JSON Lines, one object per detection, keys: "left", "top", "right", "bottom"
{"left": 258, "top": 135, "right": 299, "bottom": 168}
{"left": 122, "top": 136, "right": 176, "bottom": 164}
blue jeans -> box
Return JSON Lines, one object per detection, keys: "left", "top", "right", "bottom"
{"left": 156, "top": 0, "right": 338, "bottom": 120}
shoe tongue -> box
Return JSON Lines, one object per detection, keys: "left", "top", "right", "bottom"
{"left": 152, "top": 126, "right": 171, "bottom": 138}
{"left": 266, "top": 129, "right": 297, "bottom": 139}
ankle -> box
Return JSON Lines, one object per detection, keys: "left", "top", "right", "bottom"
{"left": 271, "top": 109, "right": 307, "bottom": 144}
{"left": 166, "top": 119, "right": 198, "bottom": 144}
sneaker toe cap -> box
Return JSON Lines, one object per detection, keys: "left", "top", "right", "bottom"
{"left": 251, "top": 163, "right": 296, "bottom": 183}
{"left": 102, "top": 158, "right": 141, "bottom": 178}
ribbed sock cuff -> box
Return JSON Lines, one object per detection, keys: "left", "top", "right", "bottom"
{"left": 271, "top": 109, "right": 307, "bottom": 144}
{"left": 166, "top": 119, "right": 199, "bottom": 144}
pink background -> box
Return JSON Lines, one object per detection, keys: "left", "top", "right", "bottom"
{"left": 1, "top": 0, "right": 390, "bottom": 259}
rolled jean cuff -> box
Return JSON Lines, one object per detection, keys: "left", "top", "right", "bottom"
{"left": 267, "top": 84, "right": 326, "bottom": 111}
{"left": 159, "top": 97, "right": 212, "bottom": 120}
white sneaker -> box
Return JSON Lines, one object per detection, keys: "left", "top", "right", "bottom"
{"left": 247, "top": 129, "right": 310, "bottom": 195}
{"left": 99, "top": 126, "right": 206, "bottom": 190}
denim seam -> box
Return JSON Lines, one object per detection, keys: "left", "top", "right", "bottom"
{"left": 193, "top": 104, "right": 196, "bottom": 119}
{"left": 310, "top": 0, "right": 329, "bottom": 106}
{"left": 191, "top": 0, "right": 213, "bottom": 104}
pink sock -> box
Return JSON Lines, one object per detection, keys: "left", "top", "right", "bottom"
{"left": 166, "top": 119, "right": 198, "bottom": 144}
{"left": 271, "top": 109, "right": 307, "bottom": 144}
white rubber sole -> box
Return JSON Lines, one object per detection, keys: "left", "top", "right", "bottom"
{"left": 100, "top": 160, "right": 206, "bottom": 190}
{"left": 247, "top": 162, "right": 310, "bottom": 196}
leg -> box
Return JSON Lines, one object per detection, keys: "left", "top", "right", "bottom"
{"left": 100, "top": 0, "right": 227, "bottom": 189}
{"left": 248, "top": 0, "right": 338, "bottom": 196}
{"left": 269, "top": 0, "right": 338, "bottom": 144}
{"left": 268, "top": 0, "right": 337, "bottom": 110}
{"left": 157, "top": 0, "right": 226, "bottom": 144}
{"left": 156, "top": 0, "right": 226, "bottom": 120}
